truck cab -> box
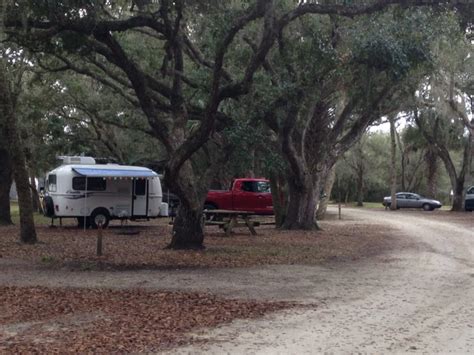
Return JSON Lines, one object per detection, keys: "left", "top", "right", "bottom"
{"left": 205, "top": 178, "right": 273, "bottom": 215}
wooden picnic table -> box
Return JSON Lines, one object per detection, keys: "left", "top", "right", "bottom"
{"left": 203, "top": 209, "right": 258, "bottom": 236}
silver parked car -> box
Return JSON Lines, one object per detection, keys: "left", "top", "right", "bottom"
{"left": 383, "top": 192, "right": 442, "bottom": 211}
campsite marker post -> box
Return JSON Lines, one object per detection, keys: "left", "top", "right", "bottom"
{"left": 96, "top": 219, "right": 105, "bottom": 256}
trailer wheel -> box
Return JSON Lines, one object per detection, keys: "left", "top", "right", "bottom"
{"left": 43, "top": 196, "right": 55, "bottom": 217}
{"left": 90, "top": 208, "right": 110, "bottom": 229}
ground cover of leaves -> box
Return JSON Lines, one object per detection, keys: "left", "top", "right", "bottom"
{"left": 0, "top": 217, "right": 398, "bottom": 270}
{"left": 0, "top": 285, "right": 297, "bottom": 353}
{"left": 2, "top": 210, "right": 464, "bottom": 352}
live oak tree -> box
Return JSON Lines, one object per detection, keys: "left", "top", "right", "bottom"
{"left": 0, "top": 56, "right": 37, "bottom": 243}
{"left": 4, "top": 1, "right": 468, "bottom": 246}
{"left": 255, "top": 8, "right": 444, "bottom": 229}
{"left": 0, "top": 110, "right": 13, "bottom": 225}
{"left": 6, "top": 0, "right": 285, "bottom": 249}
{"left": 32, "top": 71, "right": 166, "bottom": 165}
{"left": 388, "top": 115, "right": 398, "bottom": 210}
{"left": 415, "top": 22, "right": 473, "bottom": 211}
{"left": 0, "top": 2, "right": 14, "bottom": 225}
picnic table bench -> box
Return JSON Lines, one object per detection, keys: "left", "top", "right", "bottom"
{"left": 203, "top": 209, "right": 259, "bottom": 236}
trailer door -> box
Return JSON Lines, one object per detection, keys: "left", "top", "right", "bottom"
{"left": 132, "top": 179, "right": 148, "bottom": 217}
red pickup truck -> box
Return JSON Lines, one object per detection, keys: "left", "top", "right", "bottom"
{"left": 205, "top": 178, "right": 273, "bottom": 215}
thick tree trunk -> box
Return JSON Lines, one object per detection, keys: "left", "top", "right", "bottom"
{"left": 0, "top": 65, "right": 37, "bottom": 243}
{"left": 316, "top": 165, "right": 336, "bottom": 220}
{"left": 12, "top": 168, "right": 37, "bottom": 243}
{"left": 30, "top": 175, "right": 42, "bottom": 213}
{"left": 437, "top": 133, "right": 471, "bottom": 212}
{"left": 165, "top": 159, "right": 209, "bottom": 249}
{"left": 0, "top": 145, "right": 13, "bottom": 225}
{"left": 269, "top": 173, "right": 287, "bottom": 227}
{"left": 452, "top": 178, "right": 465, "bottom": 211}
{"left": 451, "top": 132, "right": 471, "bottom": 211}
{"left": 424, "top": 148, "right": 438, "bottom": 198}
{"left": 389, "top": 116, "right": 398, "bottom": 210}
{"left": 283, "top": 174, "right": 321, "bottom": 230}
{"left": 356, "top": 168, "right": 364, "bottom": 207}
{"left": 395, "top": 130, "right": 406, "bottom": 192}
{"left": 168, "top": 202, "right": 205, "bottom": 249}
{"left": 345, "top": 188, "right": 350, "bottom": 204}
{"left": 438, "top": 152, "right": 465, "bottom": 211}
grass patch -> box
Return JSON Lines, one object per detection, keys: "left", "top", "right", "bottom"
{"left": 40, "top": 255, "right": 56, "bottom": 264}
{"left": 10, "top": 201, "right": 51, "bottom": 226}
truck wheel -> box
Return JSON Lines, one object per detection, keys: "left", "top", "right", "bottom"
{"left": 90, "top": 208, "right": 110, "bottom": 229}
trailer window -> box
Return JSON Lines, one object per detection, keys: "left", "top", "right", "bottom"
{"left": 134, "top": 179, "right": 146, "bottom": 196}
{"left": 72, "top": 177, "right": 106, "bottom": 191}
{"left": 47, "top": 174, "right": 57, "bottom": 192}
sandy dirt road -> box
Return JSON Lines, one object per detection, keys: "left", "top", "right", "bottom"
{"left": 1, "top": 208, "right": 472, "bottom": 353}
{"left": 167, "top": 208, "right": 473, "bottom": 354}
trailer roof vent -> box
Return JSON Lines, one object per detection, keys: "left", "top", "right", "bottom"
{"left": 57, "top": 156, "right": 96, "bottom": 165}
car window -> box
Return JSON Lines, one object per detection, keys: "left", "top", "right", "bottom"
{"left": 241, "top": 181, "right": 254, "bottom": 192}
{"left": 467, "top": 187, "right": 474, "bottom": 194}
{"left": 255, "top": 181, "right": 271, "bottom": 193}
{"left": 240, "top": 181, "right": 271, "bottom": 193}
{"left": 396, "top": 194, "right": 406, "bottom": 199}
{"left": 407, "top": 194, "right": 417, "bottom": 200}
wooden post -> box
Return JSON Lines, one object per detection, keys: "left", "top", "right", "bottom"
{"left": 225, "top": 216, "right": 237, "bottom": 237}
{"left": 337, "top": 175, "right": 342, "bottom": 220}
{"left": 244, "top": 216, "right": 257, "bottom": 236}
{"left": 97, "top": 221, "right": 103, "bottom": 256}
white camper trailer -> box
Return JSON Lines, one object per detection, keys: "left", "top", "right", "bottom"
{"left": 42, "top": 156, "right": 168, "bottom": 228}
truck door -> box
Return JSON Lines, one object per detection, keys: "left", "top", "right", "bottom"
{"left": 233, "top": 180, "right": 259, "bottom": 211}
{"left": 253, "top": 180, "right": 272, "bottom": 213}
{"left": 233, "top": 180, "right": 272, "bottom": 213}
{"left": 132, "top": 179, "right": 148, "bottom": 217}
